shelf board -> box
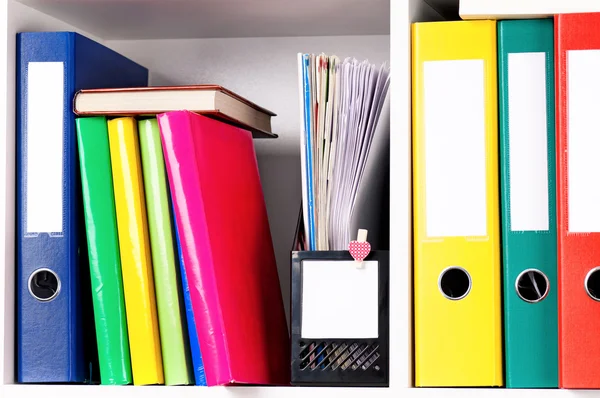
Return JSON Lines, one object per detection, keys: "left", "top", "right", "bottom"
{"left": 2, "top": 384, "right": 597, "bottom": 397}
{"left": 2, "top": 384, "right": 387, "bottom": 398}
{"left": 15, "top": 0, "right": 390, "bottom": 40}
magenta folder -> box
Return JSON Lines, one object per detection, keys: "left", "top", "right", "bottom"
{"left": 158, "top": 110, "right": 290, "bottom": 386}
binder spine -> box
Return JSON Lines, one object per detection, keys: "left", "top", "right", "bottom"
{"left": 16, "top": 32, "right": 86, "bottom": 383}
{"left": 412, "top": 20, "right": 503, "bottom": 387}
{"left": 498, "top": 19, "right": 557, "bottom": 388}
{"left": 556, "top": 12, "right": 600, "bottom": 388}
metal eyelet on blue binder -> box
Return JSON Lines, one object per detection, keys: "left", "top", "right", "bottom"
{"left": 27, "top": 268, "right": 61, "bottom": 302}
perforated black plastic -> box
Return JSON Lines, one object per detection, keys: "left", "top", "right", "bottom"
{"left": 290, "top": 250, "right": 389, "bottom": 387}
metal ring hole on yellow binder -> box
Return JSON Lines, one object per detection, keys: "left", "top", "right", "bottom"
{"left": 28, "top": 268, "right": 61, "bottom": 302}
{"left": 585, "top": 267, "right": 600, "bottom": 302}
{"left": 515, "top": 269, "right": 549, "bottom": 303}
{"left": 438, "top": 266, "right": 471, "bottom": 300}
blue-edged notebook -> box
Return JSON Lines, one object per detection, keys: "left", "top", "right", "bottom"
{"left": 299, "top": 53, "right": 316, "bottom": 251}
{"left": 16, "top": 31, "right": 148, "bottom": 383}
{"left": 170, "top": 200, "right": 207, "bottom": 386}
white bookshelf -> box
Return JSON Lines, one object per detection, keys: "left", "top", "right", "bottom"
{"left": 6, "top": 0, "right": 393, "bottom": 395}
{"left": 0, "top": 0, "right": 588, "bottom": 397}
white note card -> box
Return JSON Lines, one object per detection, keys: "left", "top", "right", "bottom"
{"left": 26, "top": 62, "right": 64, "bottom": 235}
{"left": 301, "top": 260, "right": 378, "bottom": 339}
{"left": 568, "top": 50, "right": 600, "bottom": 233}
{"left": 423, "top": 59, "right": 487, "bottom": 237}
{"left": 508, "top": 52, "right": 549, "bottom": 232}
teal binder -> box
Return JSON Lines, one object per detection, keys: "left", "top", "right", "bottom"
{"left": 498, "top": 19, "right": 558, "bottom": 388}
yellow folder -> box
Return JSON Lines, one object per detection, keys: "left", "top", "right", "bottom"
{"left": 412, "top": 20, "right": 502, "bottom": 387}
{"left": 108, "top": 117, "right": 164, "bottom": 385}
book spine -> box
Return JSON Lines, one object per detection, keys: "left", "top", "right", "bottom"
{"left": 16, "top": 31, "right": 87, "bottom": 383}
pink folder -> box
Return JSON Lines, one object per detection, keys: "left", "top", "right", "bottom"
{"left": 158, "top": 110, "right": 290, "bottom": 386}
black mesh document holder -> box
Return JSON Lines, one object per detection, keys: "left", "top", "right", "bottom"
{"left": 290, "top": 250, "right": 389, "bottom": 387}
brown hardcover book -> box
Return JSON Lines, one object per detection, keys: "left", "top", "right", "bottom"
{"left": 73, "top": 85, "right": 277, "bottom": 138}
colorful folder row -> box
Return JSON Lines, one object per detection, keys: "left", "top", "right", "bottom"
{"left": 16, "top": 30, "right": 290, "bottom": 386}
{"left": 77, "top": 116, "right": 189, "bottom": 385}
{"left": 75, "top": 112, "right": 290, "bottom": 386}
{"left": 412, "top": 13, "right": 600, "bottom": 389}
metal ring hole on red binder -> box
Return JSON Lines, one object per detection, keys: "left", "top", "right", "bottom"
{"left": 28, "top": 268, "right": 61, "bottom": 302}
{"left": 438, "top": 266, "right": 471, "bottom": 300}
{"left": 585, "top": 267, "right": 600, "bottom": 302}
{"left": 515, "top": 269, "right": 549, "bottom": 303}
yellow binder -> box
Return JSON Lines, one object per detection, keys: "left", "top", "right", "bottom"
{"left": 412, "top": 20, "right": 502, "bottom": 387}
{"left": 108, "top": 117, "right": 164, "bottom": 385}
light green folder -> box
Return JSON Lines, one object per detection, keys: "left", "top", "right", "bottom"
{"left": 139, "top": 118, "right": 192, "bottom": 385}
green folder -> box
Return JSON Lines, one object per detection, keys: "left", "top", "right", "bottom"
{"left": 76, "top": 116, "right": 132, "bottom": 385}
{"left": 138, "top": 118, "right": 192, "bottom": 385}
{"left": 498, "top": 19, "right": 558, "bottom": 388}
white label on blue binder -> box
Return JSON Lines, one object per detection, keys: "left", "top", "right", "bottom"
{"left": 568, "top": 50, "right": 600, "bottom": 233}
{"left": 508, "top": 52, "right": 549, "bottom": 232}
{"left": 26, "top": 62, "right": 64, "bottom": 235}
{"left": 423, "top": 59, "right": 487, "bottom": 237}
{"left": 301, "top": 260, "right": 378, "bottom": 339}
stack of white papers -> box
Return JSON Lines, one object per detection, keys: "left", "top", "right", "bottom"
{"left": 297, "top": 53, "right": 391, "bottom": 250}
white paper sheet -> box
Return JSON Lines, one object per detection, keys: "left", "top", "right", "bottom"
{"left": 301, "top": 260, "right": 379, "bottom": 339}
{"left": 297, "top": 54, "right": 390, "bottom": 250}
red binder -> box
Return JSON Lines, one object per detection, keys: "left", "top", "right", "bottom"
{"left": 556, "top": 12, "right": 600, "bottom": 389}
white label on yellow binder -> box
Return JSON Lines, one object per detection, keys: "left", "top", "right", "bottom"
{"left": 508, "top": 52, "right": 549, "bottom": 232}
{"left": 423, "top": 59, "right": 487, "bottom": 238}
{"left": 301, "top": 260, "right": 378, "bottom": 339}
{"left": 26, "top": 62, "right": 64, "bottom": 235}
{"left": 568, "top": 50, "right": 600, "bottom": 233}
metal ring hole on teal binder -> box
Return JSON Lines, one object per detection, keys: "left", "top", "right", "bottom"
{"left": 585, "top": 267, "right": 600, "bottom": 302}
{"left": 515, "top": 269, "right": 549, "bottom": 303}
{"left": 438, "top": 266, "right": 471, "bottom": 300}
{"left": 28, "top": 268, "right": 61, "bottom": 302}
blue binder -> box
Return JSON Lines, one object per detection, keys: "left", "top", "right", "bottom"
{"left": 170, "top": 200, "right": 207, "bottom": 386}
{"left": 16, "top": 31, "right": 148, "bottom": 383}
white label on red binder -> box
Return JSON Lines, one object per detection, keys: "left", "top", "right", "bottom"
{"left": 423, "top": 59, "right": 487, "bottom": 237}
{"left": 26, "top": 62, "right": 64, "bottom": 235}
{"left": 508, "top": 52, "right": 549, "bottom": 232}
{"left": 301, "top": 260, "right": 378, "bottom": 339}
{"left": 568, "top": 50, "right": 600, "bottom": 233}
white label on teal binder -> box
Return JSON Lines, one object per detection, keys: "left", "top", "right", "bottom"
{"left": 423, "top": 59, "right": 487, "bottom": 238}
{"left": 568, "top": 50, "right": 600, "bottom": 233}
{"left": 508, "top": 52, "right": 549, "bottom": 232}
{"left": 301, "top": 260, "right": 378, "bottom": 338}
{"left": 26, "top": 62, "right": 64, "bottom": 235}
